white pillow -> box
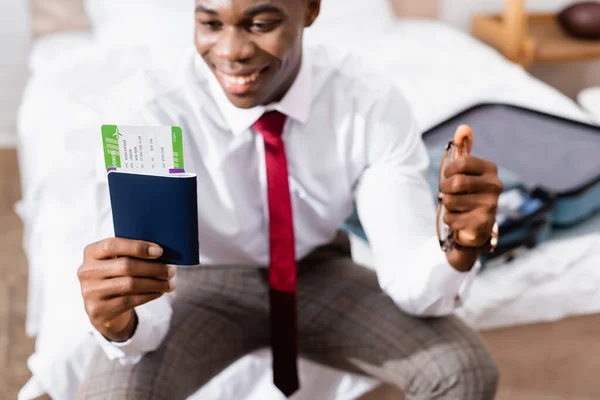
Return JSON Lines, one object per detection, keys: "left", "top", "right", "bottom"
{"left": 29, "top": 31, "right": 95, "bottom": 73}
{"left": 307, "top": 0, "right": 396, "bottom": 48}
{"left": 578, "top": 87, "right": 600, "bottom": 124}
{"left": 313, "top": 0, "right": 395, "bottom": 29}
{"left": 84, "top": 0, "right": 395, "bottom": 48}
{"left": 83, "top": 0, "right": 195, "bottom": 48}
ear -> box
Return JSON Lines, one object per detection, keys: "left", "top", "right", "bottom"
{"left": 304, "top": 0, "right": 321, "bottom": 27}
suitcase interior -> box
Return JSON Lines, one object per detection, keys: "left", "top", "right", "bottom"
{"left": 422, "top": 103, "right": 600, "bottom": 227}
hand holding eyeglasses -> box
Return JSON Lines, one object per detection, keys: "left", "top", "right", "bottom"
{"left": 436, "top": 125, "right": 502, "bottom": 261}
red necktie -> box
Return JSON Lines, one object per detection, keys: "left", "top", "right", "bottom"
{"left": 253, "top": 111, "right": 299, "bottom": 398}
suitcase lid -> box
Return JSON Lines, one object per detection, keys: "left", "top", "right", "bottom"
{"left": 422, "top": 103, "right": 600, "bottom": 197}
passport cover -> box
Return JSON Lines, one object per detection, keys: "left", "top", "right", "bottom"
{"left": 107, "top": 171, "right": 200, "bottom": 265}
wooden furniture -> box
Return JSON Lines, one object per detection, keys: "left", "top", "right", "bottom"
{"left": 472, "top": 0, "right": 600, "bottom": 67}
{"left": 390, "top": 0, "right": 438, "bottom": 19}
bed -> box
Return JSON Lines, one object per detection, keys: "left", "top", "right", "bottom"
{"left": 16, "top": 1, "right": 600, "bottom": 399}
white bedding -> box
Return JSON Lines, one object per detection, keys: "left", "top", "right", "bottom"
{"left": 27, "top": 31, "right": 94, "bottom": 74}
{"left": 17, "top": 20, "right": 600, "bottom": 400}
{"left": 579, "top": 87, "right": 600, "bottom": 125}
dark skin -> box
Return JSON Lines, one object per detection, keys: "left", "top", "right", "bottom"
{"left": 78, "top": 0, "right": 501, "bottom": 343}
{"left": 78, "top": 240, "right": 175, "bottom": 342}
{"left": 195, "top": 0, "right": 321, "bottom": 108}
{"left": 442, "top": 125, "right": 503, "bottom": 271}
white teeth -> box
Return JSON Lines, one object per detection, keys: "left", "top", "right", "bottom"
{"left": 222, "top": 71, "right": 260, "bottom": 86}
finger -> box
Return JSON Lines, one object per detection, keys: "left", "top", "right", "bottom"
{"left": 453, "top": 124, "right": 473, "bottom": 155}
{"left": 457, "top": 229, "right": 490, "bottom": 248}
{"left": 442, "top": 220, "right": 488, "bottom": 247}
{"left": 443, "top": 211, "right": 494, "bottom": 247}
{"left": 445, "top": 212, "right": 495, "bottom": 247}
{"left": 78, "top": 258, "right": 175, "bottom": 282}
{"left": 85, "top": 238, "right": 163, "bottom": 261}
{"left": 443, "top": 156, "right": 497, "bottom": 179}
{"left": 443, "top": 211, "right": 468, "bottom": 231}
{"left": 106, "top": 257, "right": 174, "bottom": 280}
{"left": 441, "top": 174, "right": 484, "bottom": 195}
{"left": 97, "top": 276, "right": 175, "bottom": 299}
{"left": 442, "top": 194, "right": 480, "bottom": 213}
{"left": 441, "top": 174, "right": 504, "bottom": 195}
{"left": 91, "top": 294, "right": 163, "bottom": 325}
{"left": 442, "top": 212, "right": 486, "bottom": 244}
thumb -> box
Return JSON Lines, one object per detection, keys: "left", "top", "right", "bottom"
{"left": 454, "top": 124, "right": 473, "bottom": 156}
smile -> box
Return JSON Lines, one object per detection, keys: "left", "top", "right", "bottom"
{"left": 219, "top": 70, "right": 260, "bottom": 85}
{"left": 214, "top": 66, "right": 268, "bottom": 95}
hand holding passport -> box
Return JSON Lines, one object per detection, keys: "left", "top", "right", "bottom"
{"left": 101, "top": 124, "right": 200, "bottom": 266}
{"left": 78, "top": 237, "right": 176, "bottom": 342}
{"left": 77, "top": 124, "right": 199, "bottom": 342}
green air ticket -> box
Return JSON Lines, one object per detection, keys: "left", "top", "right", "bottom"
{"left": 101, "top": 125, "right": 185, "bottom": 173}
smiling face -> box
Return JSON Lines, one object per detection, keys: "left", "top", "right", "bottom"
{"left": 195, "top": 0, "right": 320, "bottom": 109}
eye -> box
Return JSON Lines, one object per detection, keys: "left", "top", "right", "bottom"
{"left": 198, "top": 20, "right": 223, "bottom": 31}
{"left": 247, "top": 20, "right": 280, "bottom": 33}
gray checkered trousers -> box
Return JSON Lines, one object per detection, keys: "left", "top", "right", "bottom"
{"left": 78, "top": 232, "right": 498, "bottom": 400}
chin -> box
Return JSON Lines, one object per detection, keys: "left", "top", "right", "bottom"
{"left": 226, "top": 94, "right": 261, "bottom": 109}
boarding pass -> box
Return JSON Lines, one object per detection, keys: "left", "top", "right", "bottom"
{"left": 101, "top": 125, "right": 185, "bottom": 174}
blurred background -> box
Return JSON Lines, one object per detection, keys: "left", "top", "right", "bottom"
{"left": 2, "top": 1, "right": 600, "bottom": 399}
{"left": 0, "top": 1, "right": 29, "bottom": 148}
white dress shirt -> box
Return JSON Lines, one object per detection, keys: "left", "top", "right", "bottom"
{"left": 91, "top": 44, "right": 480, "bottom": 364}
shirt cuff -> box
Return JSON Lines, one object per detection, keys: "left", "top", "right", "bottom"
{"left": 443, "top": 257, "right": 481, "bottom": 309}
{"left": 90, "top": 297, "right": 173, "bottom": 365}
{"left": 384, "top": 237, "right": 481, "bottom": 316}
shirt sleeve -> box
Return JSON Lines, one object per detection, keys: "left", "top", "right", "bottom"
{"left": 354, "top": 85, "right": 480, "bottom": 317}
{"left": 90, "top": 293, "right": 175, "bottom": 365}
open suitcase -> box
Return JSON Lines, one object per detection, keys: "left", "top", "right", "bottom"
{"left": 343, "top": 103, "right": 600, "bottom": 265}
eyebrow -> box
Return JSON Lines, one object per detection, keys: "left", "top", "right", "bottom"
{"left": 195, "top": 4, "right": 283, "bottom": 16}
{"left": 243, "top": 4, "right": 283, "bottom": 16}
{"left": 195, "top": 5, "right": 217, "bottom": 15}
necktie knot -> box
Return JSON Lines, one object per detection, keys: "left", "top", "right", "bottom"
{"left": 253, "top": 111, "right": 287, "bottom": 141}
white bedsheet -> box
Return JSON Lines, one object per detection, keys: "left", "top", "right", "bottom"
{"left": 351, "top": 213, "right": 600, "bottom": 332}
{"left": 16, "top": 21, "right": 600, "bottom": 400}
{"left": 579, "top": 87, "right": 600, "bottom": 125}
{"left": 27, "top": 31, "right": 94, "bottom": 74}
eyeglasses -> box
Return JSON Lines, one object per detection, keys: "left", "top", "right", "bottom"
{"left": 436, "top": 139, "right": 469, "bottom": 252}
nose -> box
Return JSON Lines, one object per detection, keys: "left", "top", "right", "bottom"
{"left": 213, "top": 27, "right": 254, "bottom": 63}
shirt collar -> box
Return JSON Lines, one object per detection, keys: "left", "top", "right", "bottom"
{"left": 195, "top": 50, "right": 312, "bottom": 135}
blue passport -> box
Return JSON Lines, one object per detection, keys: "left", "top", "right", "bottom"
{"left": 107, "top": 171, "right": 200, "bottom": 265}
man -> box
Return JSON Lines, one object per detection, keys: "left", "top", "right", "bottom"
{"left": 77, "top": 0, "right": 502, "bottom": 399}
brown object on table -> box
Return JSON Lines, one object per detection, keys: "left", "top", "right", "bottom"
{"left": 558, "top": 1, "right": 600, "bottom": 40}
{"left": 472, "top": 0, "right": 600, "bottom": 67}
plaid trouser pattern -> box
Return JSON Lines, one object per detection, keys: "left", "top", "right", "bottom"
{"left": 78, "top": 233, "right": 499, "bottom": 400}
